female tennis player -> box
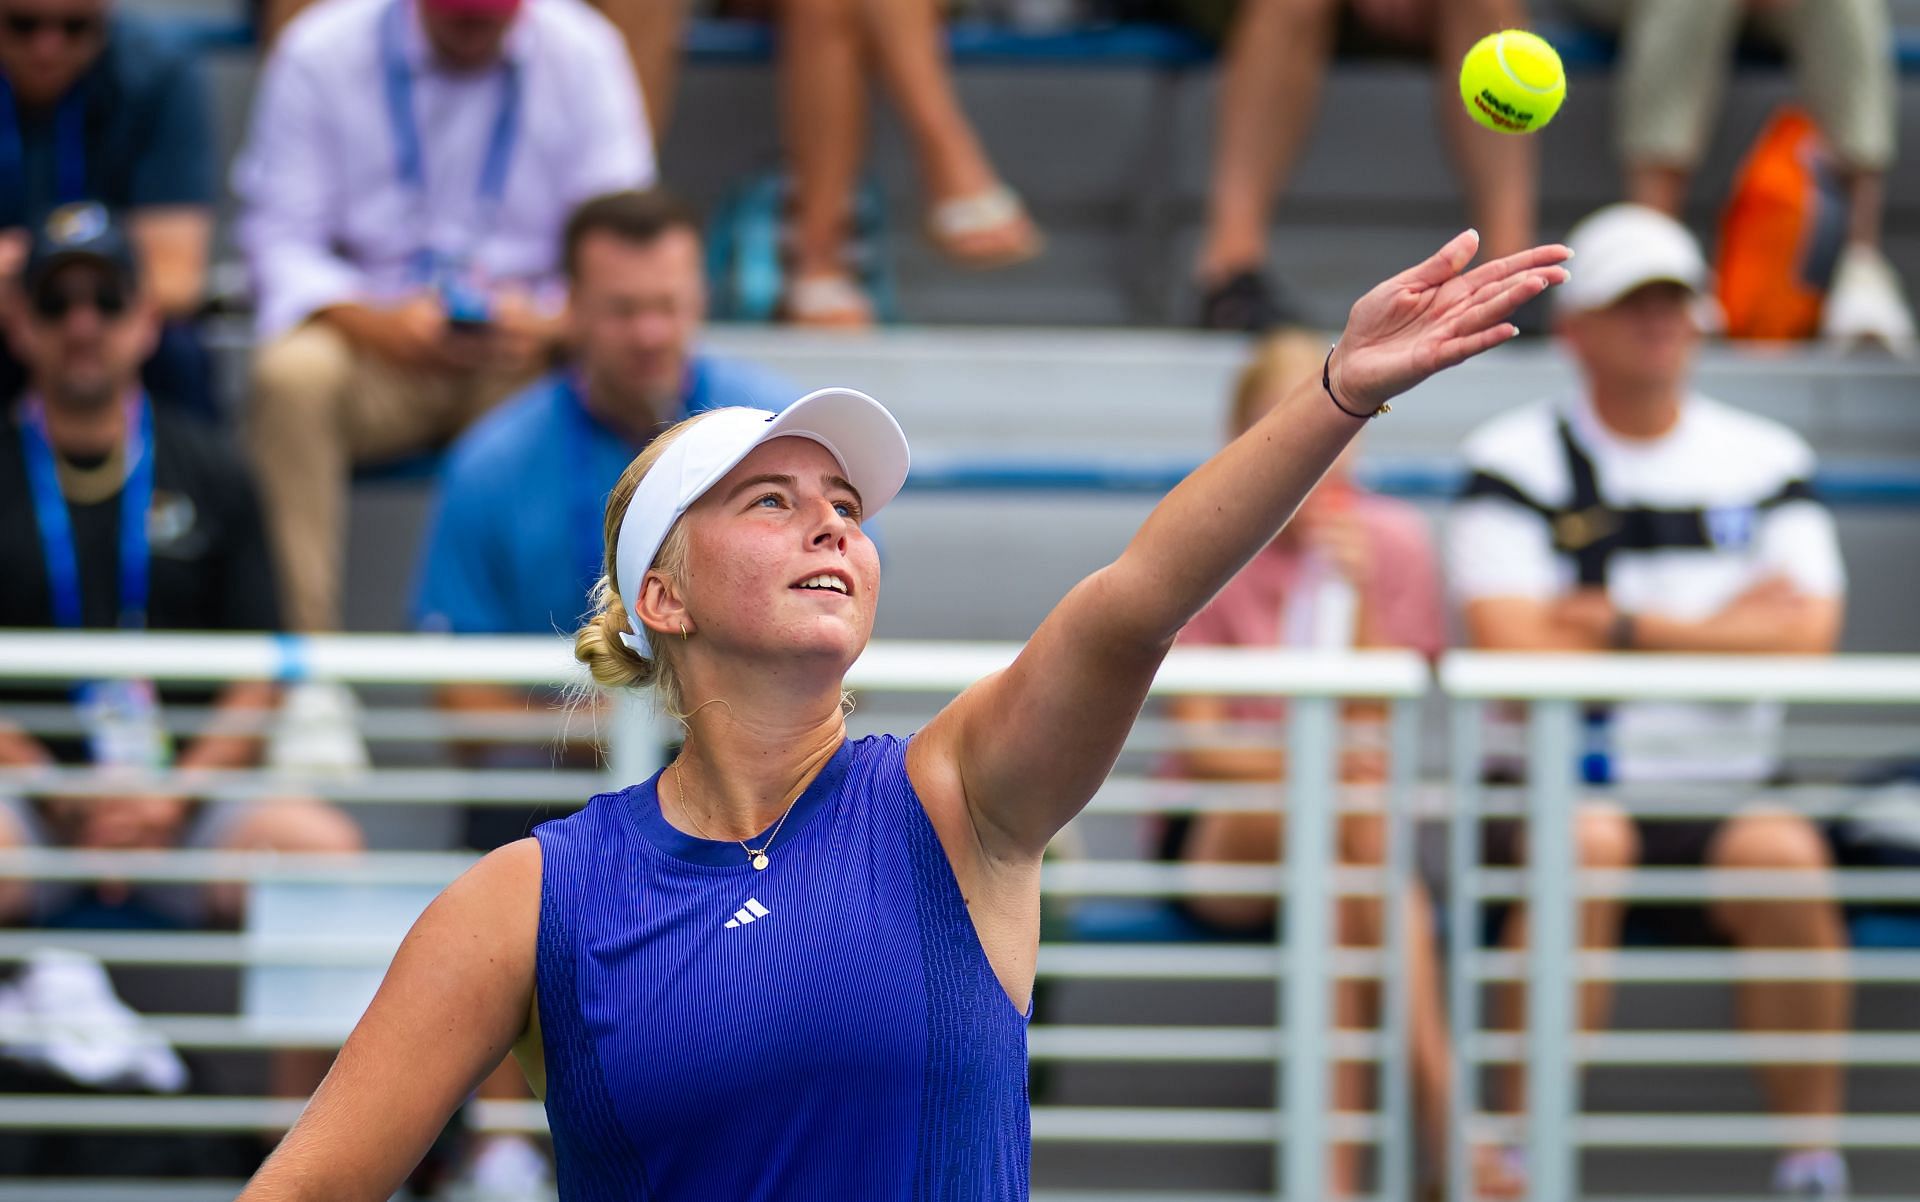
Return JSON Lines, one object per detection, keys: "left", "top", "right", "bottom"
{"left": 238, "top": 230, "right": 1567, "bottom": 1201}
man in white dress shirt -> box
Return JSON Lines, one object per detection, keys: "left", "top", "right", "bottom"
{"left": 233, "top": 0, "right": 653, "bottom": 635}
{"left": 1450, "top": 204, "right": 1854, "bottom": 1199}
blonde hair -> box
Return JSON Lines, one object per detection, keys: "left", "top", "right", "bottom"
{"left": 572, "top": 414, "right": 707, "bottom": 720}
{"left": 1229, "top": 328, "right": 1328, "bottom": 438}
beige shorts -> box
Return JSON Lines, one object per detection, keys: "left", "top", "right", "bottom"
{"left": 1567, "top": 0, "right": 1895, "bottom": 170}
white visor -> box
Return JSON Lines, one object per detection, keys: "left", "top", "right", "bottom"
{"left": 612, "top": 387, "right": 910, "bottom": 656}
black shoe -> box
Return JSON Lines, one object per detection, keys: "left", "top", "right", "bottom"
{"left": 1198, "top": 269, "right": 1285, "bottom": 332}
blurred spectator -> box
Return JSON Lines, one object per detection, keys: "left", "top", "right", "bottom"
{"left": 1164, "top": 0, "right": 1537, "bottom": 330}
{"left": 1450, "top": 204, "right": 1852, "bottom": 1198}
{"left": 1164, "top": 331, "right": 1520, "bottom": 1196}
{"left": 415, "top": 188, "right": 791, "bottom": 653}
{"left": 1567, "top": 0, "right": 1911, "bottom": 351}
{"left": 0, "top": 0, "right": 217, "bottom": 416}
{"left": 257, "top": 0, "right": 685, "bottom": 144}
{"left": 0, "top": 205, "right": 361, "bottom": 930}
{"left": 605, "top": 0, "right": 688, "bottom": 141}
{"left": 756, "top": 0, "right": 1041, "bottom": 326}
{"left": 233, "top": 0, "right": 654, "bottom": 640}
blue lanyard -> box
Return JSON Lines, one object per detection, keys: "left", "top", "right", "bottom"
{"left": 380, "top": 0, "right": 522, "bottom": 281}
{"left": 18, "top": 394, "right": 154, "bottom": 630}
{"left": 0, "top": 77, "right": 90, "bottom": 213}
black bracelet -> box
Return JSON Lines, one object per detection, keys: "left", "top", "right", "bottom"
{"left": 1323, "top": 343, "right": 1390, "bottom": 420}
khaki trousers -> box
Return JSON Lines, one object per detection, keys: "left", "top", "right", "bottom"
{"left": 247, "top": 322, "right": 535, "bottom": 632}
{"left": 1568, "top": 0, "right": 1895, "bottom": 171}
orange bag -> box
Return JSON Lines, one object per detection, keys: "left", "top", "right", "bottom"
{"left": 1715, "top": 107, "right": 1849, "bottom": 340}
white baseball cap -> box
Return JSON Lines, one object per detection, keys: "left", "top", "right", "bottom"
{"left": 1553, "top": 203, "right": 1709, "bottom": 315}
{"left": 613, "top": 387, "right": 910, "bottom": 656}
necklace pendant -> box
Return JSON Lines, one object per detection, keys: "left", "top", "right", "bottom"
{"left": 751, "top": 852, "right": 770, "bottom": 871}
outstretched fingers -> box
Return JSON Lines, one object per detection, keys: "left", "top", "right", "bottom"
{"left": 1449, "top": 266, "right": 1568, "bottom": 335}
{"left": 1426, "top": 271, "right": 1560, "bottom": 369}
{"left": 1403, "top": 228, "right": 1484, "bottom": 288}
{"left": 1431, "top": 319, "right": 1521, "bottom": 371}
{"left": 1453, "top": 243, "right": 1574, "bottom": 297}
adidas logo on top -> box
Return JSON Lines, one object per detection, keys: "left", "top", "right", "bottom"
{"left": 724, "top": 898, "right": 771, "bottom": 929}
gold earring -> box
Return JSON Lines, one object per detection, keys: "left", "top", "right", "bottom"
{"left": 679, "top": 622, "right": 689, "bottom": 640}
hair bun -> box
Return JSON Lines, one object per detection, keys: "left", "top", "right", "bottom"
{"left": 574, "top": 578, "right": 653, "bottom": 691}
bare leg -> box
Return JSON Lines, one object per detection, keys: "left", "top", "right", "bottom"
{"left": 1330, "top": 813, "right": 1388, "bottom": 1196}
{"left": 600, "top": 0, "right": 689, "bottom": 142}
{"left": 0, "top": 807, "right": 31, "bottom": 922}
{"left": 1769, "top": 0, "right": 1896, "bottom": 251}
{"left": 1493, "top": 805, "right": 1638, "bottom": 1116}
{"left": 1184, "top": 810, "right": 1367, "bottom": 1192}
{"left": 211, "top": 801, "right": 364, "bottom": 1104}
{"left": 1181, "top": 811, "right": 1282, "bottom": 931}
{"left": 855, "top": 0, "right": 1033, "bottom": 265}
{"left": 1431, "top": 0, "right": 1537, "bottom": 259}
{"left": 1196, "top": 0, "right": 1342, "bottom": 283}
{"left": 1845, "top": 170, "right": 1885, "bottom": 248}
{"left": 779, "top": 0, "right": 874, "bottom": 323}
{"left": 1707, "top": 810, "right": 1850, "bottom": 1148}
{"left": 1626, "top": 164, "right": 1692, "bottom": 218}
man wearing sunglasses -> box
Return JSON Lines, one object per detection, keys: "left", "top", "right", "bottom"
{"left": 0, "top": 204, "right": 361, "bottom": 928}
{"left": 0, "top": 0, "right": 217, "bottom": 416}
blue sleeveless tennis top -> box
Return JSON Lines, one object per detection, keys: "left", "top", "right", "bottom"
{"left": 532, "top": 734, "right": 1031, "bottom": 1200}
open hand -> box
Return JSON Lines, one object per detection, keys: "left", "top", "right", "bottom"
{"left": 482, "top": 289, "right": 563, "bottom": 375}
{"left": 1297, "top": 504, "right": 1371, "bottom": 588}
{"left": 1550, "top": 587, "right": 1618, "bottom": 647}
{"left": 1331, "top": 231, "right": 1571, "bottom": 412}
{"left": 324, "top": 296, "right": 459, "bottom": 372}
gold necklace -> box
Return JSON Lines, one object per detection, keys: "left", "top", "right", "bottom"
{"left": 55, "top": 440, "right": 128, "bottom": 506}
{"left": 671, "top": 761, "right": 804, "bottom": 872}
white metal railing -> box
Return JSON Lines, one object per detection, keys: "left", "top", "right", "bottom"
{"left": 1, "top": 634, "right": 1918, "bottom": 1199}
{"left": 0, "top": 631, "right": 1430, "bottom": 1202}
{"left": 1440, "top": 652, "right": 1920, "bottom": 1202}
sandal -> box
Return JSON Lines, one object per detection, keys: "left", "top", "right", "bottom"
{"left": 780, "top": 273, "right": 874, "bottom": 329}
{"left": 925, "top": 185, "right": 1043, "bottom": 271}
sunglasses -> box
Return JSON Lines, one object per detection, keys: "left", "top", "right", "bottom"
{"left": 1, "top": 11, "right": 101, "bottom": 39}
{"left": 30, "top": 278, "right": 127, "bottom": 321}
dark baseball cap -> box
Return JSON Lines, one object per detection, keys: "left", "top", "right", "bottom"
{"left": 24, "top": 202, "right": 138, "bottom": 291}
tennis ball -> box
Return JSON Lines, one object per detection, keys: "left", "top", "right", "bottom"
{"left": 1459, "top": 30, "right": 1565, "bottom": 135}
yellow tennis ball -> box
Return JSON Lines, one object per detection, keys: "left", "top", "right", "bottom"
{"left": 1459, "top": 29, "right": 1565, "bottom": 135}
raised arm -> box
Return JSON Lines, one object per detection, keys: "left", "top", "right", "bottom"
{"left": 913, "top": 232, "right": 1570, "bottom": 861}
{"left": 238, "top": 840, "right": 541, "bottom": 1202}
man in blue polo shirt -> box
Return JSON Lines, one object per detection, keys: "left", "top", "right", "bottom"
{"left": 0, "top": 0, "right": 216, "bottom": 415}
{"left": 415, "top": 188, "right": 793, "bottom": 644}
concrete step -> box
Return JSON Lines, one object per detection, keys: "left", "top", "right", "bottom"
{"left": 699, "top": 325, "right": 1920, "bottom": 462}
